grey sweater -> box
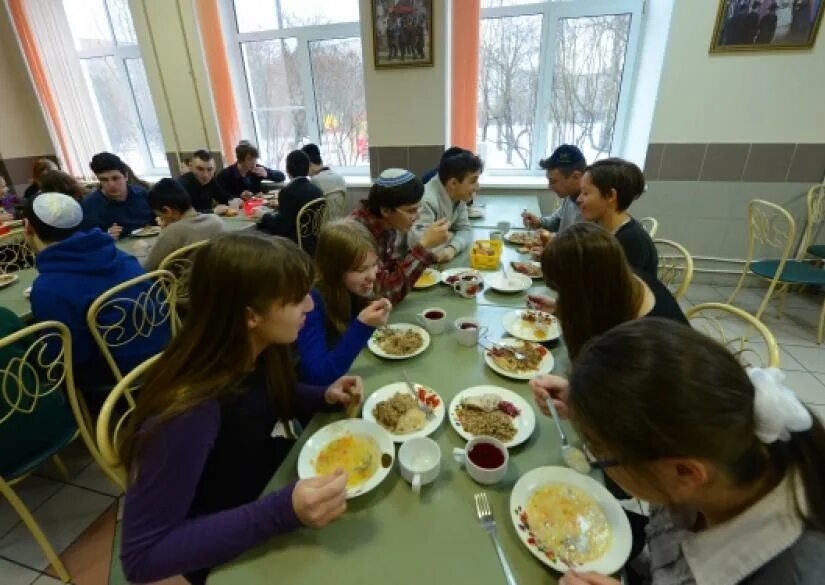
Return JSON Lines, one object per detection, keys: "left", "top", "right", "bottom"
{"left": 408, "top": 177, "right": 473, "bottom": 254}
{"left": 539, "top": 196, "right": 582, "bottom": 233}
{"left": 142, "top": 213, "right": 226, "bottom": 270}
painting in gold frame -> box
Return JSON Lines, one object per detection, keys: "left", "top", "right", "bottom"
{"left": 371, "top": 0, "right": 433, "bottom": 69}
{"left": 711, "top": 0, "right": 824, "bottom": 53}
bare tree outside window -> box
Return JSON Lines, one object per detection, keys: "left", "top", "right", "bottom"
{"left": 477, "top": 14, "right": 542, "bottom": 170}
{"left": 549, "top": 15, "right": 631, "bottom": 162}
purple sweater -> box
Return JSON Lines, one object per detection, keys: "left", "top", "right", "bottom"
{"left": 121, "top": 379, "right": 329, "bottom": 582}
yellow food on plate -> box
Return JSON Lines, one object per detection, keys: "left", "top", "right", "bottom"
{"left": 526, "top": 483, "right": 612, "bottom": 564}
{"left": 314, "top": 434, "right": 381, "bottom": 489}
{"left": 415, "top": 270, "right": 437, "bottom": 287}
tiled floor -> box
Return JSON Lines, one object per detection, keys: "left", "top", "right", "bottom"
{"left": 0, "top": 283, "right": 822, "bottom": 584}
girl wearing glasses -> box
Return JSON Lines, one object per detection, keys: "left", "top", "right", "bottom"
{"left": 536, "top": 319, "right": 825, "bottom": 585}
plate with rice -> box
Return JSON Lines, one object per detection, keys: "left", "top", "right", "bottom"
{"left": 367, "top": 324, "right": 430, "bottom": 360}
{"left": 362, "top": 382, "right": 445, "bottom": 442}
{"left": 448, "top": 386, "right": 535, "bottom": 448}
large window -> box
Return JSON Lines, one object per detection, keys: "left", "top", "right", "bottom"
{"left": 229, "top": 0, "right": 368, "bottom": 172}
{"left": 63, "top": 0, "right": 167, "bottom": 175}
{"left": 479, "top": 0, "right": 643, "bottom": 172}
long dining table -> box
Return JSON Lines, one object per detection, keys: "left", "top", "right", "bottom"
{"left": 209, "top": 224, "right": 586, "bottom": 585}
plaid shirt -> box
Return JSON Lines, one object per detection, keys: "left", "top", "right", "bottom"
{"left": 350, "top": 203, "right": 435, "bottom": 305}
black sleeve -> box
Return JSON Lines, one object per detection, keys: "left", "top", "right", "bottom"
{"left": 215, "top": 168, "right": 238, "bottom": 197}
{"left": 615, "top": 228, "right": 650, "bottom": 274}
{"left": 265, "top": 168, "right": 286, "bottom": 183}
{"left": 210, "top": 179, "right": 231, "bottom": 205}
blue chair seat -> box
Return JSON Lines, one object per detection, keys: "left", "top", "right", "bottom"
{"left": 752, "top": 260, "right": 825, "bottom": 284}
{"left": 809, "top": 244, "right": 825, "bottom": 259}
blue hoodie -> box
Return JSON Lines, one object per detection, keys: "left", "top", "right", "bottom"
{"left": 31, "top": 229, "right": 171, "bottom": 393}
{"left": 80, "top": 185, "right": 154, "bottom": 236}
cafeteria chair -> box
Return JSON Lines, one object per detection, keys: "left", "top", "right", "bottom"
{"left": 686, "top": 302, "right": 780, "bottom": 368}
{"left": 654, "top": 238, "right": 694, "bottom": 301}
{"left": 727, "top": 199, "right": 825, "bottom": 343}
{"left": 640, "top": 217, "right": 659, "bottom": 237}
{"left": 96, "top": 354, "right": 160, "bottom": 487}
{"left": 323, "top": 189, "right": 347, "bottom": 221}
{"left": 158, "top": 239, "right": 209, "bottom": 307}
{"left": 0, "top": 230, "right": 35, "bottom": 273}
{"left": 296, "top": 197, "right": 328, "bottom": 252}
{"left": 0, "top": 321, "right": 120, "bottom": 582}
{"left": 86, "top": 269, "right": 179, "bottom": 383}
{"left": 803, "top": 183, "right": 825, "bottom": 261}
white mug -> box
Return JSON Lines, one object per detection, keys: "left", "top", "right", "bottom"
{"left": 453, "top": 436, "right": 509, "bottom": 485}
{"left": 398, "top": 437, "right": 441, "bottom": 495}
{"left": 416, "top": 307, "right": 447, "bottom": 335}
{"left": 454, "top": 317, "right": 488, "bottom": 347}
{"left": 496, "top": 221, "right": 512, "bottom": 234}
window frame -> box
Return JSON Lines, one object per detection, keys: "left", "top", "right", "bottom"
{"left": 480, "top": 0, "right": 644, "bottom": 176}
{"left": 71, "top": 0, "right": 167, "bottom": 174}
{"left": 224, "top": 5, "right": 369, "bottom": 175}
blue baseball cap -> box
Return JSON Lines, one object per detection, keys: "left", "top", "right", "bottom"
{"left": 539, "top": 145, "right": 586, "bottom": 170}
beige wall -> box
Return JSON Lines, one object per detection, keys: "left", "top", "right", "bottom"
{"left": 651, "top": 0, "right": 825, "bottom": 144}
{"left": 0, "top": 3, "right": 54, "bottom": 162}
{"left": 129, "top": 0, "right": 222, "bottom": 171}
{"left": 358, "top": 0, "right": 448, "bottom": 147}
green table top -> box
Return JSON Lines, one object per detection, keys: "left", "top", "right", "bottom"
{"left": 210, "top": 270, "right": 576, "bottom": 585}
{"left": 469, "top": 194, "right": 541, "bottom": 230}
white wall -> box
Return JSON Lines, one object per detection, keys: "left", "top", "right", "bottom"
{"left": 650, "top": 0, "right": 825, "bottom": 143}
{"left": 358, "top": 0, "right": 448, "bottom": 147}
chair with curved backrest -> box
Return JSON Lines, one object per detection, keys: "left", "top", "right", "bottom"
{"left": 639, "top": 217, "right": 659, "bottom": 238}
{"left": 727, "top": 199, "right": 825, "bottom": 343}
{"left": 86, "top": 269, "right": 177, "bottom": 383}
{"left": 0, "top": 321, "right": 120, "bottom": 582}
{"left": 296, "top": 197, "right": 328, "bottom": 252}
{"left": 323, "top": 189, "right": 347, "bottom": 222}
{"left": 803, "top": 183, "right": 825, "bottom": 260}
{"left": 686, "top": 302, "right": 780, "bottom": 368}
{"left": 158, "top": 240, "right": 209, "bottom": 307}
{"left": 96, "top": 354, "right": 159, "bottom": 488}
{"left": 654, "top": 238, "right": 694, "bottom": 301}
{"left": 0, "top": 230, "right": 35, "bottom": 273}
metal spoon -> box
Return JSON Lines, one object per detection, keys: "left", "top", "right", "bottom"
{"left": 544, "top": 398, "right": 590, "bottom": 474}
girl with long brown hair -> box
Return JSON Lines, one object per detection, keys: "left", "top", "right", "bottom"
{"left": 550, "top": 319, "right": 825, "bottom": 585}
{"left": 296, "top": 219, "right": 392, "bottom": 385}
{"left": 527, "top": 221, "right": 686, "bottom": 362}
{"left": 119, "top": 233, "right": 362, "bottom": 585}
{"left": 36, "top": 169, "right": 86, "bottom": 202}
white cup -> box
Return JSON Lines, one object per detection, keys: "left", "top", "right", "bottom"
{"left": 229, "top": 198, "right": 243, "bottom": 210}
{"left": 416, "top": 307, "right": 447, "bottom": 335}
{"left": 453, "top": 436, "right": 509, "bottom": 485}
{"left": 454, "top": 317, "right": 488, "bottom": 347}
{"left": 496, "top": 221, "right": 511, "bottom": 234}
{"left": 398, "top": 437, "right": 441, "bottom": 495}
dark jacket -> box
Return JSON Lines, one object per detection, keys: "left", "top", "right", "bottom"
{"left": 31, "top": 229, "right": 171, "bottom": 392}
{"left": 215, "top": 164, "right": 285, "bottom": 198}
{"left": 258, "top": 177, "right": 323, "bottom": 252}
{"left": 178, "top": 172, "right": 231, "bottom": 212}
{"left": 79, "top": 186, "right": 154, "bottom": 236}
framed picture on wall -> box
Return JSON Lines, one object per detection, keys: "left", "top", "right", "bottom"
{"left": 711, "top": 0, "right": 824, "bottom": 52}
{"left": 371, "top": 0, "right": 433, "bottom": 69}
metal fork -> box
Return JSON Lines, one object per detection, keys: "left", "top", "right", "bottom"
{"left": 474, "top": 493, "right": 518, "bottom": 585}
{"left": 479, "top": 337, "right": 527, "bottom": 362}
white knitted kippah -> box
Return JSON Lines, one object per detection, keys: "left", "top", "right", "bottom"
{"left": 32, "top": 192, "right": 83, "bottom": 229}
{"left": 375, "top": 168, "right": 416, "bottom": 187}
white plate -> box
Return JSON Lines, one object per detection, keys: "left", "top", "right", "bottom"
{"left": 0, "top": 274, "right": 19, "bottom": 288}
{"left": 510, "top": 260, "right": 543, "bottom": 279}
{"left": 502, "top": 309, "right": 560, "bottom": 342}
{"left": 504, "top": 230, "right": 537, "bottom": 246}
{"left": 367, "top": 323, "right": 431, "bottom": 360}
{"left": 468, "top": 207, "right": 485, "bottom": 219}
{"left": 486, "top": 272, "right": 533, "bottom": 293}
{"left": 297, "top": 419, "right": 395, "bottom": 499}
{"left": 440, "top": 267, "right": 482, "bottom": 285}
{"left": 362, "top": 382, "right": 445, "bottom": 442}
{"left": 131, "top": 226, "right": 161, "bottom": 237}
{"left": 23, "top": 286, "right": 31, "bottom": 298}
{"left": 510, "top": 466, "right": 632, "bottom": 574}
{"left": 413, "top": 268, "right": 441, "bottom": 289}
{"left": 448, "top": 385, "right": 536, "bottom": 448}
{"left": 484, "top": 338, "right": 554, "bottom": 381}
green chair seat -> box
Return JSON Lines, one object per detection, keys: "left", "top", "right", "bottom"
{"left": 0, "top": 389, "right": 78, "bottom": 480}
{"left": 809, "top": 244, "right": 825, "bottom": 259}
{"left": 752, "top": 260, "right": 825, "bottom": 284}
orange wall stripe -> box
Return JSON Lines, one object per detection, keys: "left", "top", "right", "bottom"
{"left": 196, "top": 0, "right": 240, "bottom": 161}
{"left": 450, "top": 0, "right": 480, "bottom": 151}
{"left": 7, "top": 0, "right": 75, "bottom": 175}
